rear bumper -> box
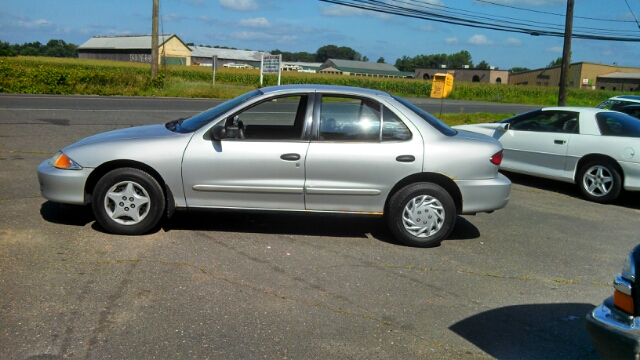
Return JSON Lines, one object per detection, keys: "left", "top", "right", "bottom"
{"left": 455, "top": 173, "right": 511, "bottom": 214}
{"left": 37, "top": 159, "right": 93, "bottom": 205}
{"left": 620, "top": 161, "right": 640, "bottom": 191}
{"left": 585, "top": 297, "right": 640, "bottom": 359}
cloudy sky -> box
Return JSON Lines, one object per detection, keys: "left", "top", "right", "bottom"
{"left": 1, "top": 0, "right": 640, "bottom": 70}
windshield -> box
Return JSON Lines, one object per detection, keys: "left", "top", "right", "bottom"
{"left": 392, "top": 95, "right": 457, "bottom": 136}
{"left": 171, "top": 89, "right": 263, "bottom": 133}
{"left": 596, "top": 99, "right": 640, "bottom": 111}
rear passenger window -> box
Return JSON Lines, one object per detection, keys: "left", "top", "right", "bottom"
{"left": 319, "top": 96, "right": 381, "bottom": 141}
{"left": 382, "top": 106, "right": 412, "bottom": 141}
{"left": 596, "top": 112, "right": 640, "bottom": 137}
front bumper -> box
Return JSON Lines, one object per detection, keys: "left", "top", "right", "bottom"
{"left": 455, "top": 173, "right": 511, "bottom": 214}
{"left": 585, "top": 297, "right": 640, "bottom": 359}
{"left": 37, "top": 159, "right": 93, "bottom": 205}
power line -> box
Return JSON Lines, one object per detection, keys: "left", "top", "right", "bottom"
{"left": 476, "top": 0, "right": 636, "bottom": 23}
{"left": 319, "top": 0, "right": 640, "bottom": 41}
{"left": 623, "top": 0, "right": 640, "bottom": 28}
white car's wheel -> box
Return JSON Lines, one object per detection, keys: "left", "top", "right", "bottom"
{"left": 92, "top": 168, "right": 165, "bottom": 235}
{"left": 577, "top": 161, "right": 622, "bottom": 203}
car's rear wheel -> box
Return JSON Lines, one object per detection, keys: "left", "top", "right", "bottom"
{"left": 577, "top": 161, "right": 622, "bottom": 203}
{"left": 92, "top": 168, "right": 165, "bottom": 235}
{"left": 387, "top": 183, "right": 456, "bottom": 247}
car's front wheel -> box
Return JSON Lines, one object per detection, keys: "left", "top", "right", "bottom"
{"left": 577, "top": 161, "right": 622, "bottom": 203}
{"left": 387, "top": 183, "right": 456, "bottom": 247}
{"left": 92, "top": 168, "right": 165, "bottom": 235}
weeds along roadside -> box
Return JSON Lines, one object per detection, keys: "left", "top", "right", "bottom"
{"left": 0, "top": 56, "right": 624, "bottom": 108}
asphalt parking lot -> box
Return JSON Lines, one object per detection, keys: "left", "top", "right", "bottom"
{"left": 1, "top": 94, "right": 639, "bottom": 359}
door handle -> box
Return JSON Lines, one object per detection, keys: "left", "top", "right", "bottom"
{"left": 280, "top": 153, "right": 300, "bottom": 161}
{"left": 396, "top": 155, "right": 415, "bottom": 163}
{"left": 554, "top": 140, "right": 566, "bottom": 145}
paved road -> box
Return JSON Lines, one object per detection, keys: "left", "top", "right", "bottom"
{"left": 1, "top": 94, "right": 637, "bottom": 359}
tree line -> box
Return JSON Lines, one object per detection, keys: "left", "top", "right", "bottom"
{"left": 0, "top": 39, "right": 78, "bottom": 58}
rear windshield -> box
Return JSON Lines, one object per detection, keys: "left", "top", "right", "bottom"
{"left": 596, "top": 99, "right": 640, "bottom": 111}
{"left": 596, "top": 111, "right": 640, "bottom": 137}
{"left": 392, "top": 96, "right": 457, "bottom": 136}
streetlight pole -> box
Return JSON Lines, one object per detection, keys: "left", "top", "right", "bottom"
{"left": 558, "top": 0, "right": 574, "bottom": 106}
{"left": 151, "top": 0, "right": 159, "bottom": 78}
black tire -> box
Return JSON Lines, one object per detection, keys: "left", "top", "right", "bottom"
{"left": 92, "top": 168, "right": 165, "bottom": 235}
{"left": 387, "top": 182, "right": 456, "bottom": 248}
{"left": 576, "top": 160, "right": 622, "bottom": 204}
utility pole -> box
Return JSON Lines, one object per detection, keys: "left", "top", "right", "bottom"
{"left": 558, "top": 0, "right": 574, "bottom": 106}
{"left": 151, "top": 0, "right": 159, "bottom": 78}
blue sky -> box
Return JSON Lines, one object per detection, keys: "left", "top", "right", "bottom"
{"left": 1, "top": 0, "right": 640, "bottom": 70}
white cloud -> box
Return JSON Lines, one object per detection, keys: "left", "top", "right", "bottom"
{"left": 163, "top": 14, "right": 185, "bottom": 22}
{"left": 602, "top": 50, "right": 613, "bottom": 56}
{"left": 444, "top": 37, "right": 459, "bottom": 44}
{"left": 238, "top": 17, "right": 271, "bottom": 28}
{"left": 17, "top": 19, "right": 52, "bottom": 30}
{"left": 319, "top": 4, "right": 390, "bottom": 19}
{"left": 546, "top": 46, "right": 562, "bottom": 53}
{"left": 419, "top": 25, "right": 436, "bottom": 32}
{"left": 172, "top": 0, "right": 205, "bottom": 7}
{"left": 505, "top": 37, "right": 522, "bottom": 46}
{"left": 467, "top": 34, "right": 493, "bottom": 45}
{"left": 482, "top": 0, "right": 564, "bottom": 6}
{"left": 231, "top": 31, "right": 296, "bottom": 43}
{"left": 220, "top": 0, "right": 258, "bottom": 11}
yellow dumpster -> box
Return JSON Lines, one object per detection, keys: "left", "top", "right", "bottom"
{"left": 430, "top": 73, "right": 454, "bottom": 99}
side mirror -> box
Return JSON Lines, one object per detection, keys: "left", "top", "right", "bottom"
{"left": 211, "top": 125, "right": 226, "bottom": 140}
{"left": 497, "top": 123, "right": 510, "bottom": 131}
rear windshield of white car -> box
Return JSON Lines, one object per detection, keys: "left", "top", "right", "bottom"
{"left": 172, "top": 89, "right": 263, "bottom": 133}
{"left": 392, "top": 96, "right": 457, "bottom": 136}
{"left": 596, "top": 112, "right": 640, "bottom": 137}
{"left": 597, "top": 99, "right": 640, "bottom": 111}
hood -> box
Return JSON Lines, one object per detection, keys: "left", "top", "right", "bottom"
{"left": 65, "top": 124, "right": 178, "bottom": 150}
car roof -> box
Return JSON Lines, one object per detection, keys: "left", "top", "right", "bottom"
{"left": 538, "top": 106, "right": 608, "bottom": 114}
{"left": 259, "top": 84, "right": 392, "bottom": 98}
{"left": 611, "top": 95, "right": 640, "bottom": 101}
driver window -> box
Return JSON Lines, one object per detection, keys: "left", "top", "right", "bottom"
{"left": 224, "top": 95, "right": 308, "bottom": 140}
{"left": 511, "top": 111, "right": 578, "bottom": 133}
{"left": 319, "top": 96, "right": 381, "bottom": 141}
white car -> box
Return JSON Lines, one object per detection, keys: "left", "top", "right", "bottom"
{"left": 454, "top": 107, "right": 640, "bottom": 203}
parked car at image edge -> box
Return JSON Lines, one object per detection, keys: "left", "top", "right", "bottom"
{"left": 586, "top": 244, "right": 640, "bottom": 359}
{"left": 454, "top": 107, "right": 640, "bottom": 203}
{"left": 596, "top": 94, "right": 640, "bottom": 111}
{"left": 37, "top": 84, "right": 510, "bottom": 247}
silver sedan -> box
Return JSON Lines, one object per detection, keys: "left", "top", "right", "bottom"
{"left": 455, "top": 107, "right": 640, "bottom": 203}
{"left": 38, "top": 85, "right": 510, "bottom": 247}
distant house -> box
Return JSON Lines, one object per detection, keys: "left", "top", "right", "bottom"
{"left": 414, "top": 66, "right": 508, "bottom": 84}
{"left": 596, "top": 72, "right": 640, "bottom": 92}
{"left": 509, "top": 62, "right": 640, "bottom": 89}
{"left": 318, "top": 59, "right": 413, "bottom": 78}
{"left": 190, "top": 46, "right": 268, "bottom": 69}
{"left": 282, "top": 62, "right": 323, "bottom": 73}
{"left": 78, "top": 34, "right": 191, "bottom": 65}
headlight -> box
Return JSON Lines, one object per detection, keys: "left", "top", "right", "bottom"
{"left": 614, "top": 250, "right": 636, "bottom": 314}
{"left": 50, "top": 151, "right": 82, "bottom": 170}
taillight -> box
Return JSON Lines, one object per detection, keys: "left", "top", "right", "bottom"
{"left": 490, "top": 150, "right": 503, "bottom": 166}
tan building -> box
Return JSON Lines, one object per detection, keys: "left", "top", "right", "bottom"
{"left": 509, "top": 62, "right": 640, "bottom": 89}
{"left": 415, "top": 67, "right": 509, "bottom": 84}
{"left": 78, "top": 34, "right": 191, "bottom": 66}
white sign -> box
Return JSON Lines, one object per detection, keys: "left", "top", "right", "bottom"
{"left": 262, "top": 55, "right": 281, "bottom": 74}
{"left": 260, "top": 54, "right": 282, "bottom": 86}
